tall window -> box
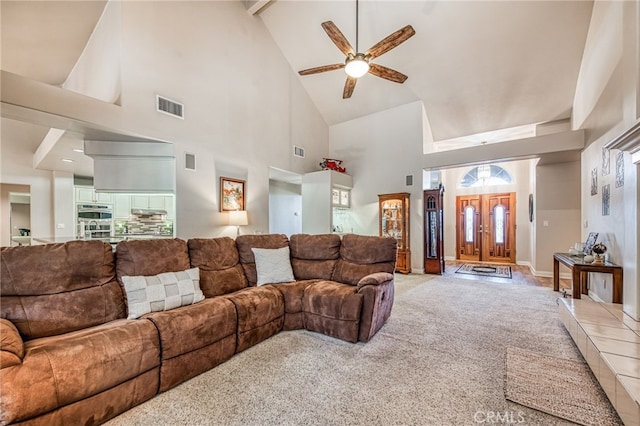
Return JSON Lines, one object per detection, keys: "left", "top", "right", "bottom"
{"left": 460, "top": 165, "right": 512, "bottom": 188}
{"left": 465, "top": 206, "right": 474, "bottom": 243}
{"left": 494, "top": 205, "right": 505, "bottom": 244}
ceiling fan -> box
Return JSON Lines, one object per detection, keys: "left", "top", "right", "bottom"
{"left": 298, "top": 0, "right": 415, "bottom": 99}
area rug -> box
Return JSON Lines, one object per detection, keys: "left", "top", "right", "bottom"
{"left": 505, "top": 346, "right": 621, "bottom": 426}
{"left": 106, "top": 275, "right": 596, "bottom": 426}
{"left": 456, "top": 263, "right": 512, "bottom": 278}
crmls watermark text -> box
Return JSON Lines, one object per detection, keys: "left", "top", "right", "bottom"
{"left": 474, "top": 410, "right": 526, "bottom": 424}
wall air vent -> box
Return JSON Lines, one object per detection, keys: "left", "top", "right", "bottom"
{"left": 293, "top": 145, "right": 305, "bottom": 158}
{"left": 406, "top": 175, "right": 413, "bottom": 186}
{"left": 156, "top": 95, "right": 184, "bottom": 119}
{"left": 185, "top": 153, "right": 196, "bottom": 171}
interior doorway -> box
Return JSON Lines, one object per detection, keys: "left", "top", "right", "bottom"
{"left": 455, "top": 192, "right": 516, "bottom": 263}
{"left": 268, "top": 167, "right": 302, "bottom": 236}
{"left": 1, "top": 184, "right": 31, "bottom": 246}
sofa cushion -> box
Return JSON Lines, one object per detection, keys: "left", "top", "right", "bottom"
{"left": 223, "top": 286, "right": 284, "bottom": 352}
{"left": 0, "top": 241, "right": 125, "bottom": 340}
{"left": 252, "top": 247, "right": 295, "bottom": 285}
{"left": 0, "top": 319, "right": 24, "bottom": 368}
{"left": 271, "top": 280, "right": 318, "bottom": 331}
{"left": 188, "top": 237, "right": 248, "bottom": 297}
{"left": 332, "top": 234, "right": 397, "bottom": 285}
{"left": 0, "top": 319, "right": 160, "bottom": 424}
{"left": 121, "top": 267, "right": 204, "bottom": 319}
{"left": 290, "top": 234, "right": 340, "bottom": 280}
{"left": 235, "top": 234, "right": 289, "bottom": 286}
{"left": 303, "top": 280, "right": 363, "bottom": 343}
{"left": 115, "top": 238, "right": 190, "bottom": 280}
{"left": 145, "top": 297, "right": 236, "bottom": 360}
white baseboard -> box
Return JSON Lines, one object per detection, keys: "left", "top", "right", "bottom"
{"left": 529, "top": 266, "right": 571, "bottom": 280}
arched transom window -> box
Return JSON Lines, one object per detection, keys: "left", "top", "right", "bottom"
{"left": 460, "top": 165, "right": 513, "bottom": 188}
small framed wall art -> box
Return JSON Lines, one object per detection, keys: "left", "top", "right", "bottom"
{"left": 602, "top": 147, "right": 610, "bottom": 176}
{"left": 220, "top": 177, "right": 246, "bottom": 211}
{"left": 590, "top": 168, "right": 598, "bottom": 196}
{"left": 615, "top": 151, "right": 624, "bottom": 188}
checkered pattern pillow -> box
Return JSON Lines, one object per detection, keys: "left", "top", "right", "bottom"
{"left": 121, "top": 267, "right": 205, "bottom": 319}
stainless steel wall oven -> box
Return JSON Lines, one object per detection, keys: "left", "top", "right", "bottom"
{"left": 77, "top": 204, "right": 113, "bottom": 238}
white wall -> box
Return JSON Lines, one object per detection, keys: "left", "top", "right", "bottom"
{"left": 116, "top": 1, "right": 328, "bottom": 239}
{"left": 534, "top": 161, "right": 581, "bottom": 275}
{"left": 330, "top": 101, "right": 425, "bottom": 272}
{"left": 440, "top": 159, "right": 535, "bottom": 265}
{"left": 1, "top": 1, "right": 329, "bottom": 241}
{"left": 574, "top": 0, "right": 639, "bottom": 318}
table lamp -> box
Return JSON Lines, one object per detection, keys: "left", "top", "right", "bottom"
{"left": 228, "top": 210, "right": 248, "bottom": 236}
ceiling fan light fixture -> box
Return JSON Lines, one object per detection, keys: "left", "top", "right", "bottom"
{"left": 345, "top": 54, "right": 370, "bottom": 78}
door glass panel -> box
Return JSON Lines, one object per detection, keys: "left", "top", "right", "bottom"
{"left": 465, "top": 206, "right": 474, "bottom": 243}
{"left": 495, "top": 205, "right": 505, "bottom": 244}
{"left": 428, "top": 211, "right": 437, "bottom": 257}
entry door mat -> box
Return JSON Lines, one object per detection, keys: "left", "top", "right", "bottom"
{"left": 455, "top": 263, "right": 512, "bottom": 278}
{"left": 504, "top": 347, "right": 622, "bottom": 426}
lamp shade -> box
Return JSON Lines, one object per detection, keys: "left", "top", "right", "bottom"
{"left": 228, "top": 210, "right": 248, "bottom": 226}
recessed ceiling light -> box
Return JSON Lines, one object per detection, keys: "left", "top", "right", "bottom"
{"left": 61, "top": 158, "right": 74, "bottom": 163}
{"left": 72, "top": 148, "right": 84, "bottom": 153}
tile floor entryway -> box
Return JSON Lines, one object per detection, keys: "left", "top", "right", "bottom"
{"left": 443, "top": 260, "right": 571, "bottom": 289}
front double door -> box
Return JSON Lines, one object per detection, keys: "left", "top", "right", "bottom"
{"left": 456, "top": 192, "right": 516, "bottom": 263}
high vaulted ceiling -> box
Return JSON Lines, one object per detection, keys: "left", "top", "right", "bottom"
{"left": 259, "top": 0, "right": 593, "bottom": 141}
{"left": 1, "top": 0, "right": 594, "bottom": 177}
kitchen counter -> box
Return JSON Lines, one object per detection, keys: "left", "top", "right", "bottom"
{"left": 33, "top": 234, "right": 174, "bottom": 246}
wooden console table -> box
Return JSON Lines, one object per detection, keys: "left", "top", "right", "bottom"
{"left": 553, "top": 253, "right": 623, "bottom": 303}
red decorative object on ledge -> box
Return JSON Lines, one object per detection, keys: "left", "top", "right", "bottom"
{"left": 320, "top": 158, "right": 346, "bottom": 173}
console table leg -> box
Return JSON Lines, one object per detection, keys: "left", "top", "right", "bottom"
{"left": 553, "top": 258, "right": 560, "bottom": 292}
{"left": 581, "top": 271, "right": 589, "bottom": 295}
{"left": 612, "top": 269, "right": 623, "bottom": 304}
{"left": 572, "top": 268, "right": 581, "bottom": 299}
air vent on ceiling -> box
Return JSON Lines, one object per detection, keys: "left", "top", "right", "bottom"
{"left": 185, "top": 153, "right": 196, "bottom": 171}
{"left": 156, "top": 95, "right": 184, "bottom": 119}
{"left": 293, "top": 145, "right": 305, "bottom": 158}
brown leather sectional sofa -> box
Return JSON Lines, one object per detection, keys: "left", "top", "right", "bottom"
{"left": 0, "top": 233, "right": 396, "bottom": 425}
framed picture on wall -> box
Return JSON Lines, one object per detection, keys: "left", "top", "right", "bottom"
{"left": 615, "top": 151, "right": 624, "bottom": 188}
{"left": 602, "top": 184, "right": 610, "bottom": 216}
{"left": 602, "top": 147, "right": 610, "bottom": 176}
{"left": 590, "top": 168, "right": 598, "bottom": 195}
{"left": 583, "top": 232, "right": 598, "bottom": 255}
{"left": 220, "top": 177, "right": 246, "bottom": 211}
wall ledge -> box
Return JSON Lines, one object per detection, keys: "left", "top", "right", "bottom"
{"left": 605, "top": 118, "right": 640, "bottom": 160}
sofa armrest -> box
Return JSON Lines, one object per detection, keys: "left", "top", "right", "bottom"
{"left": 356, "top": 272, "right": 394, "bottom": 290}
{"left": 0, "top": 318, "right": 24, "bottom": 368}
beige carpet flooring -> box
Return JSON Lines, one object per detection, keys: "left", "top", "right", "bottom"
{"left": 106, "top": 274, "right": 609, "bottom": 426}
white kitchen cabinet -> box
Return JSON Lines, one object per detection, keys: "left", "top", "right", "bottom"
{"left": 148, "top": 196, "right": 165, "bottom": 210}
{"left": 75, "top": 187, "right": 113, "bottom": 204}
{"left": 113, "top": 194, "right": 132, "bottom": 219}
{"left": 131, "top": 195, "right": 150, "bottom": 209}
{"left": 163, "top": 196, "right": 175, "bottom": 219}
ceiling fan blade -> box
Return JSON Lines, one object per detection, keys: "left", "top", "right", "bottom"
{"left": 343, "top": 76, "right": 357, "bottom": 99}
{"left": 365, "top": 25, "right": 416, "bottom": 60}
{"left": 368, "top": 63, "right": 408, "bottom": 83}
{"left": 321, "top": 21, "right": 355, "bottom": 57}
{"left": 299, "top": 63, "right": 345, "bottom": 76}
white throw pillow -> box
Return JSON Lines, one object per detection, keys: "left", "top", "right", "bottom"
{"left": 251, "top": 246, "right": 295, "bottom": 285}
{"left": 121, "top": 267, "right": 205, "bottom": 319}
